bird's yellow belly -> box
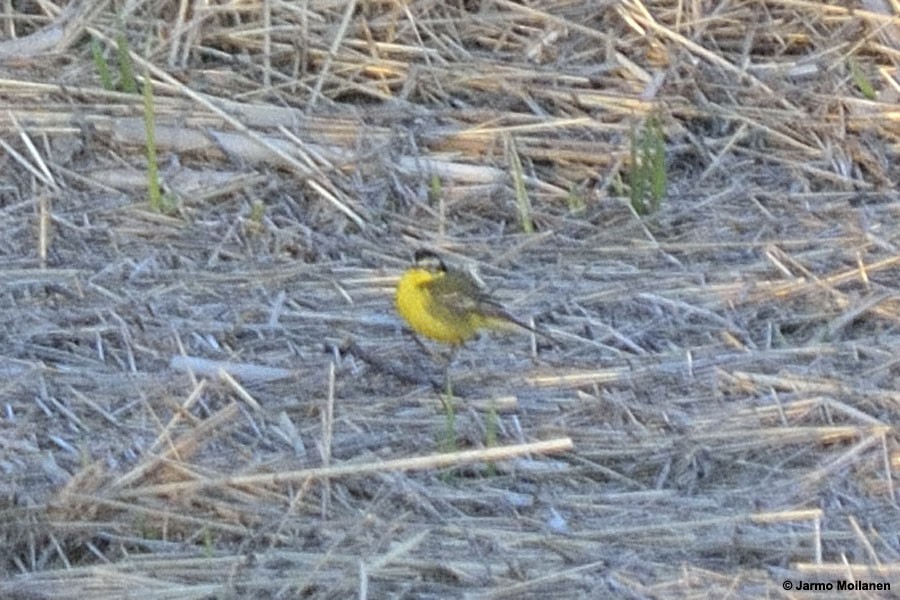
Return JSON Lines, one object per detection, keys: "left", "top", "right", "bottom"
{"left": 395, "top": 271, "right": 476, "bottom": 345}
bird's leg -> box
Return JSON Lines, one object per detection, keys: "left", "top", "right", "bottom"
{"left": 438, "top": 344, "right": 459, "bottom": 408}
{"left": 410, "top": 331, "right": 447, "bottom": 365}
{"left": 439, "top": 347, "right": 458, "bottom": 452}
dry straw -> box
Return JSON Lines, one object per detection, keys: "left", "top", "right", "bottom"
{"left": 1, "top": 0, "right": 899, "bottom": 598}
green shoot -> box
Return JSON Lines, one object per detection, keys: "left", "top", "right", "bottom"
{"left": 567, "top": 184, "right": 586, "bottom": 214}
{"left": 484, "top": 400, "right": 499, "bottom": 476}
{"left": 505, "top": 134, "right": 534, "bottom": 233}
{"left": 202, "top": 527, "right": 214, "bottom": 557}
{"left": 628, "top": 114, "right": 667, "bottom": 215}
{"left": 115, "top": 30, "right": 137, "bottom": 94}
{"left": 90, "top": 38, "right": 114, "bottom": 90}
{"left": 429, "top": 173, "right": 442, "bottom": 205}
{"left": 142, "top": 72, "right": 162, "bottom": 211}
{"left": 849, "top": 57, "right": 876, "bottom": 100}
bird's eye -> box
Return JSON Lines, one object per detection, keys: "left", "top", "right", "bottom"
{"left": 413, "top": 249, "right": 447, "bottom": 273}
{"left": 422, "top": 258, "right": 444, "bottom": 272}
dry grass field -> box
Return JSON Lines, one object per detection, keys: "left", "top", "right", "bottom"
{"left": 2, "top": 0, "right": 900, "bottom": 598}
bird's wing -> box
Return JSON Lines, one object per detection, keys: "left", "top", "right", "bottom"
{"left": 438, "top": 272, "right": 515, "bottom": 319}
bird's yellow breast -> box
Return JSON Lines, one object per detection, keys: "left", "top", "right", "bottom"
{"left": 395, "top": 268, "right": 479, "bottom": 345}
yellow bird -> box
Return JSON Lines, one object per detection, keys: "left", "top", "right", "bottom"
{"left": 395, "top": 249, "right": 547, "bottom": 346}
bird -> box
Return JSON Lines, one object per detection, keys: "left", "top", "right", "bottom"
{"left": 395, "top": 248, "right": 549, "bottom": 347}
